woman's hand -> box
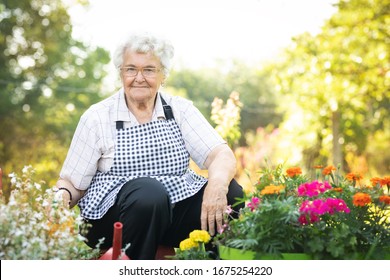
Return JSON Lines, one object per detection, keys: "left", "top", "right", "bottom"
{"left": 201, "top": 183, "right": 228, "bottom": 236}
{"left": 55, "top": 178, "right": 85, "bottom": 208}
{"left": 202, "top": 144, "right": 237, "bottom": 235}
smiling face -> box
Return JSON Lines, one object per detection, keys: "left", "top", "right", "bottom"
{"left": 120, "top": 50, "right": 165, "bottom": 106}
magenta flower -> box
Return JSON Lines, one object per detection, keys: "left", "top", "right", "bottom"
{"left": 298, "top": 197, "right": 350, "bottom": 225}
{"left": 299, "top": 199, "right": 330, "bottom": 215}
{"left": 298, "top": 214, "right": 308, "bottom": 225}
{"left": 324, "top": 198, "right": 350, "bottom": 214}
{"left": 247, "top": 197, "right": 260, "bottom": 211}
{"left": 298, "top": 213, "right": 320, "bottom": 225}
{"left": 297, "top": 180, "right": 332, "bottom": 197}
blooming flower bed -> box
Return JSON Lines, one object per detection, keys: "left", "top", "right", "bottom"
{"left": 0, "top": 166, "right": 101, "bottom": 260}
{"left": 214, "top": 163, "right": 390, "bottom": 260}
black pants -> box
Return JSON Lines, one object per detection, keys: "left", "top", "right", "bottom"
{"left": 83, "top": 177, "right": 244, "bottom": 259}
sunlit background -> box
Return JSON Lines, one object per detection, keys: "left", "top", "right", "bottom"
{"left": 68, "top": 0, "right": 337, "bottom": 69}
{"left": 0, "top": 0, "right": 388, "bottom": 192}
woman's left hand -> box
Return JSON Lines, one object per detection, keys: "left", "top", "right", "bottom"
{"left": 201, "top": 144, "right": 236, "bottom": 236}
{"left": 201, "top": 183, "right": 228, "bottom": 236}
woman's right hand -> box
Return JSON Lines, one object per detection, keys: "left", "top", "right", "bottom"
{"left": 55, "top": 178, "right": 85, "bottom": 208}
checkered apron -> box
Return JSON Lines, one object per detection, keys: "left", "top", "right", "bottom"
{"left": 78, "top": 97, "right": 207, "bottom": 219}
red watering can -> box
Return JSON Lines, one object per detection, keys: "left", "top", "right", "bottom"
{"left": 99, "top": 221, "right": 130, "bottom": 260}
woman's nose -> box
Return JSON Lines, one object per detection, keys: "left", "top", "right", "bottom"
{"left": 134, "top": 70, "right": 145, "bottom": 82}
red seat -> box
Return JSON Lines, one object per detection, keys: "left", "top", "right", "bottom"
{"left": 155, "top": 245, "right": 175, "bottom": 260}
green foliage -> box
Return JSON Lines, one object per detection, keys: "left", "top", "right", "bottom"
{"left": 167, "top": 61, "right": 282, "bottom": 144}
{"left": 172, "top": 244, "right": 212, "bottom": 260}
{"left": 215, "top": 164, "right": 306, "bottom": 255}
{"left": 0, "top": 0, "right": 110, "bottom": 189}
{"left": 268, "top": 0, "right": 390, "bottom": 174}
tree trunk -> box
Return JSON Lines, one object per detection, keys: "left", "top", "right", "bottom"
{"left": 332, "top": 110, "right": 342, "bottom": 169}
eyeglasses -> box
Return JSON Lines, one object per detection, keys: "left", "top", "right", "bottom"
{"left": 120, "top": 66, "right": 161, "bottom": 78}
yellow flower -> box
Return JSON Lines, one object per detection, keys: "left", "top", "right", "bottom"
{"left": 189, "top": 229, "right": 211, "bottom": 244}
{"left": 179, "top": 238, "right": 198, "bottom": 251}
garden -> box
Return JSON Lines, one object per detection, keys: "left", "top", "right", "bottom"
{"left": 1, "top": 162, "right": 389, "bottom": 260}
{"left": 1, "top": 0, "right": 389, "bottom": 261}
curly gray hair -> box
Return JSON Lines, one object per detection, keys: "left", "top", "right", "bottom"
{"left": 112, "top": 32, "right": 175, "bottom": 77}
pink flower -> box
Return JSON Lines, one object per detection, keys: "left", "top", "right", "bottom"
{"left": 298, "top": 198, "right": 350, "bottom": 225}
{"left": 298, "top": 214, "right": 308, "bottom": 225}
{"left": 298, "top": 213, "right": 320, "bottom": 225}
{"left": 218, "top": 223, "right": 229, "bottom": 234}
{"left": 324, "top": 198, "right": 350, "bottom": 214}
{"left": 225, "top": 205, "right": 233, "bottom": 215}
{"left": 310, "top": 214, "right": 320, "bottom": 223}
{"left": 312, "top": 199, "right": 330, "bottom": 215}
{"left": 297, "top": 181, "right": 332, "bottom": 197}
{"left": 300, "top": 199, "right": 330, "bottom": 215}
{"left": 247, "top": 197, "right": 260, "bottom": 211}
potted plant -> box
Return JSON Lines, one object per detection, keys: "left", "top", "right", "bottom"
{"left": 215, "top": 163, "right": 390, "bottom": 260}
{"left": 171, "top": 229, "right": 213, "bottom": 260}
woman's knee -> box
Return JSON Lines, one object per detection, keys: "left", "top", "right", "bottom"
{"left": 118, "top": 178, "right": 172, "bottom": 239}
{"left": 118, "top": 177, "right": 171, "bottom": 212}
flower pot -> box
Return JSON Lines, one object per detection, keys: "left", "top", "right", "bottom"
{"left": 218, "top": 245, "right": 311, "bottom": 260}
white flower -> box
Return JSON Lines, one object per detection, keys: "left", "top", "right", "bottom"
{"left": 9, "top": 173, "right": 17, "bottom": 184}
{"left": 34, "top": 182, "right": 41, "bottom": 190}
{"left": 22, "top": 165, "right": 33, "bottom": 174}
{"left": 34, "top": 212, "right": 44, "bottom": 220}
{"left": 8, "top": 196, "right": 16, "bottom": 206}
{"left": 41, "top": 199, "right": 49, "bottom": 207}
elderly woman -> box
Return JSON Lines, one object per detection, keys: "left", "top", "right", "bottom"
{"left": 56, "top": 32, "right": 244, "bottom": 259}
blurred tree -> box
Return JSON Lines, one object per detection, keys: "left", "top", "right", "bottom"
{"left": 0, "top": 0, "right": 110, "bottom": 190}
{"left": 167, "top": 60, "right": 282, "bottom": 145}
{"left": 269, "top": 0, "right": 389, "bottom": 175}
{"left": 211, "top": 91, "right": 243, "bottom": 148}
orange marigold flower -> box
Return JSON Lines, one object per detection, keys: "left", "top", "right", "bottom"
{"left": 381, "top": 176, "right": 390, "bottom": 186}
{"left": 370, "top": 177, "right": 382, "bottom": 187}
{"left": 322, "top": 165, "right": 336, "bottom": 175}
{"left": 332, "top": 187, "right": 343, "bottom": 193}
{"left": 286, "top": 167, "right": 302, "bottom": 178}
{"left": 47, "top": 219, "right": 74, "bottom": 237}
{"left": 260, "top": 185, "right": 285, "bottom": 195}
{"left": 379, "top": 195, "right": 390, "bottom": 205}
{"left": 313, "top": 165, "right": 324, "bottom": 169}
{"left": 346, "top": 172, "right": 363, "bottom": 182}
{"left": 352, "top": 192, "right": 372, "bottom": 207}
